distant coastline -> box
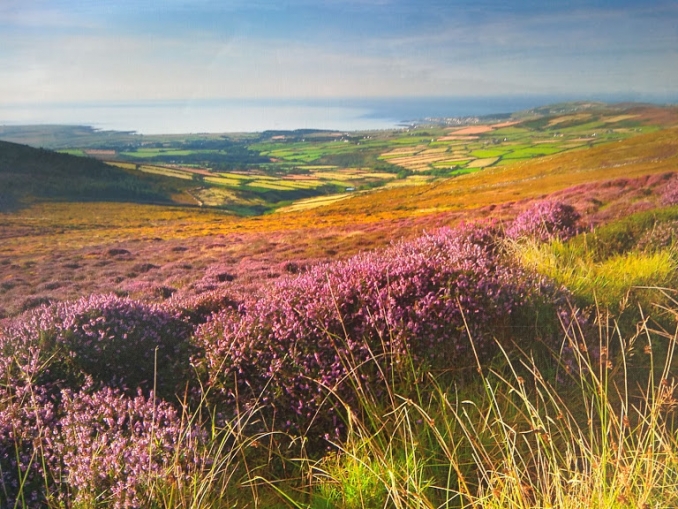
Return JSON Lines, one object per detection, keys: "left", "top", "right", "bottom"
{"left": 2, "top": 95, "right": 677, "bottom": 135}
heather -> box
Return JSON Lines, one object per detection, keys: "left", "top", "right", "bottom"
{"left": 192, "top": 223, "right": 567, "bottom": 440}
{"left": 2, "top": 199, "right": 678, "bottom": 506}
{"left": 4, "top": 131, "right": 678, "bottom": 318}
{"left": 0, "top": 381, "right": 203, "bottom": 508}
{"left": 1, "top": 294, "right": 195, "bottom": 399}
{"left": 506, "top": 199, "right": 583, "bottom": 242}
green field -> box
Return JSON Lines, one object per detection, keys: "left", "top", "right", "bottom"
{"left": 100, "top": 114, "right": 660, "bottom": 210}
{"left": 8, "top": 102, "right": 669, "bottom": 215}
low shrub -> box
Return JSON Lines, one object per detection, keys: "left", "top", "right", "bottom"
{"left": 168, "top": 289, "right": 240, "bottom": 325}
{"left": 507, "top": 200, "right": 582, "bottom": 242}
{"left": 193, "top": 224, "right": 567, "bottom": 440}
{"left": 1, "top": 294, "right": 195, "bottom": 399}
{"left": 568, "top": 206, "right": 678, "bottom": 261}
{"left": 0, "top": 382, "right": 203, "bottom": 508}
{"left": 661, "top": 176, "right": 678, "bottom": 206}
{"left": 0, "top": 385, "right": 57, "bottom": 508}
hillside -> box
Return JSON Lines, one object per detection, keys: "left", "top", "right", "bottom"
{"left": 3, "top": 106, "right": 678, "bottom": 506}
{"left": 296, "top": 124, "right": 678, "bottom": 222}
{"left": 4, "top": 103, "right": 676, "bottom": 214}
{"left": 1, "top": 122, "right": 678, "bottom": 317}
{"left": 0, "top": 140, "right": 194, "bottom": 211}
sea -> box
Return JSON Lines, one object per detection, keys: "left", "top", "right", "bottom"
{"left": 1, "top": 95, "right": 676, "bottom": 135}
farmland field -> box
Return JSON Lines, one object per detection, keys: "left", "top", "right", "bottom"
{"left": 2, "top": 102, "right": 670, "bottom": 216}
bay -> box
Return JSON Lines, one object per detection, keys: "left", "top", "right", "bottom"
{"left": 1, "top": 95, "right": 675, "bottom": 134}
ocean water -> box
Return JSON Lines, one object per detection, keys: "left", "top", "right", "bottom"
{"left": 1, "top": 95, "right": 676, "bottom": 134}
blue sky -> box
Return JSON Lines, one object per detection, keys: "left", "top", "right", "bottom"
{"left": 1, "top": 0, "right": 677, "bottom": 105}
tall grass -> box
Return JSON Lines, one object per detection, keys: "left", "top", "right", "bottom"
{"left": 5, "top": 304, "right": 678, "bottom": 507}
{"left": 509, "top": 235, "right": 677, "bottom": 310}
{"left": 506, "top": 207, "right": 678, "bottom": 311}
{"left": 295, "top": 304, "right": 678, "bottom": 508}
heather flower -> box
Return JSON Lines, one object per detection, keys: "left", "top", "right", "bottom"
{"left": 0, "top": 381, "right": 203, "bottom": 508}
{"left": 2, "top": 294, "right": 195, "bottom": 398}
{"left": 507, "top": 200, "right": 582, "bottom": 242}
{"left": 193, "top": 264, "right": 237, "bottom": 292}
{"left": 167, "top": 289, "right": 240, "bottom": 325}
{"left": 50, "top": 383, "right": 202, "bottom": 509}
{"left": 194, "top": 223, "right": 567, "bottom": 440}
{"left": 0, "top": 385, "right": 57, "bottom": 508}
{"left": 661, "top": 177, "right": 678, "bottom": 206}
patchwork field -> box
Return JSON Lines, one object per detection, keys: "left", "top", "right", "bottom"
{"left": 6, "top": 102, "right": 671, "bottom": 215}
{"left": 378, "top": 112, "right": 655, "bottom": 172}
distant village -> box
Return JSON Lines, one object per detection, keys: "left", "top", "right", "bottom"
{"left": 404, "top": 116, "right": 484, "bottom": 128}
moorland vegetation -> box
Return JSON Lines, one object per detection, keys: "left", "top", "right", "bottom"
{"left": 1, "top": 102, "right": 678, "bottom": 507}
{"left": 0, "top": 141, "right": 191, "bottom": 212}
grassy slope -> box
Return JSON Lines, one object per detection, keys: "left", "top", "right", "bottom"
{"left": 3, "top": 108, "right": 678, "bottom": 507}
{"left": 311, "top": 125, "right": 678, "bottom": 220}
{"left": 0, "top": 140, "right": 194, "bottom": 210}
{"left": 1, "top": 123, "right": 678, "bottom": 317}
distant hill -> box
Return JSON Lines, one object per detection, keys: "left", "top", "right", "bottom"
{"left": 0, "top": 140, "right": 189, "bottom": 211}
{"left": 0, "top": 125, "right": 139, "bottom": 150}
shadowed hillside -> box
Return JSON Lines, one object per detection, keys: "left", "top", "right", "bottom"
{"left": 0, "top": 140, "right": 193, "bottom": 211}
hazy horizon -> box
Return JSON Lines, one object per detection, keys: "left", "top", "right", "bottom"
{"left": 2, "top": 1, "right": 676, "bottom": 133}
{"left": 3, "top": 94, "right": 678, "bottom": 135}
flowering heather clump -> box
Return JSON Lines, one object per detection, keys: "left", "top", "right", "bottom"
{"left": 1, "top": 300, "right": 203, "bottom": 507}
{"left": 193, "top": 263, "right": 237, "bottom": 293}
{"left": 2, "top": 294, "right": 195, "bottom": 398}
{"left": 0, "top": 382, "right": 202, "bottom": 508}
{"left": 119, "top": 280, "right": 177, "bottom": 301}
{"left": 660, "top": 177, "right": 678, "bottom": 206}
{"left": 167, "top": 289, "right": 240, "bottom": 325}
{"left": 50, "top": 384, "right": 201, "bottom": 508}
{"left": 0, "top": 386, "right": 57, "bottom": 508}
{"left": 194, "top": 223, "right": 565, "bottom": 439}
{"left": 507, "top": 200, "right": 582, "bottom": 242}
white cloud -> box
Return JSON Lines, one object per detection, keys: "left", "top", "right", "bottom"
{"left": 0, "top": 2, "right": 677, "bottom": 105}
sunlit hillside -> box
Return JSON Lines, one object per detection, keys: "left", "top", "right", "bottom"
{"left": 1, "top": 112, "right": 678, "bottom": 317}
{"left": 2, "top": 105, "right": 678, "bottom": 508}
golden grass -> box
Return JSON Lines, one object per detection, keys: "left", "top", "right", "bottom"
{"left": 194, "top": 187, "right": 253, "bottom": 208}
{"left": 383, "top": 154, "right": 446, "bottom": 165}
{"left": 275, "top": 193, "right": 353, "bottom": 213}
{"left": 512, "top": 238, "right": 677, "bottom": 307}
{"left": 436, "top": 135, "right": 480, "bottom": 141}
{"left": 311, "top": 126, "right": 678, "bottom": 218}
{"left": 547, "top": 113, "right": 593, "bottom": 127}
{"left": 447, "top": 125, "right": 495, "bottom": 135}
{"left": 107, "top": 161, "right": 195, "bottom": 180}
{"left": 604, "top": 114, "right": 640, "bottom": 124}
